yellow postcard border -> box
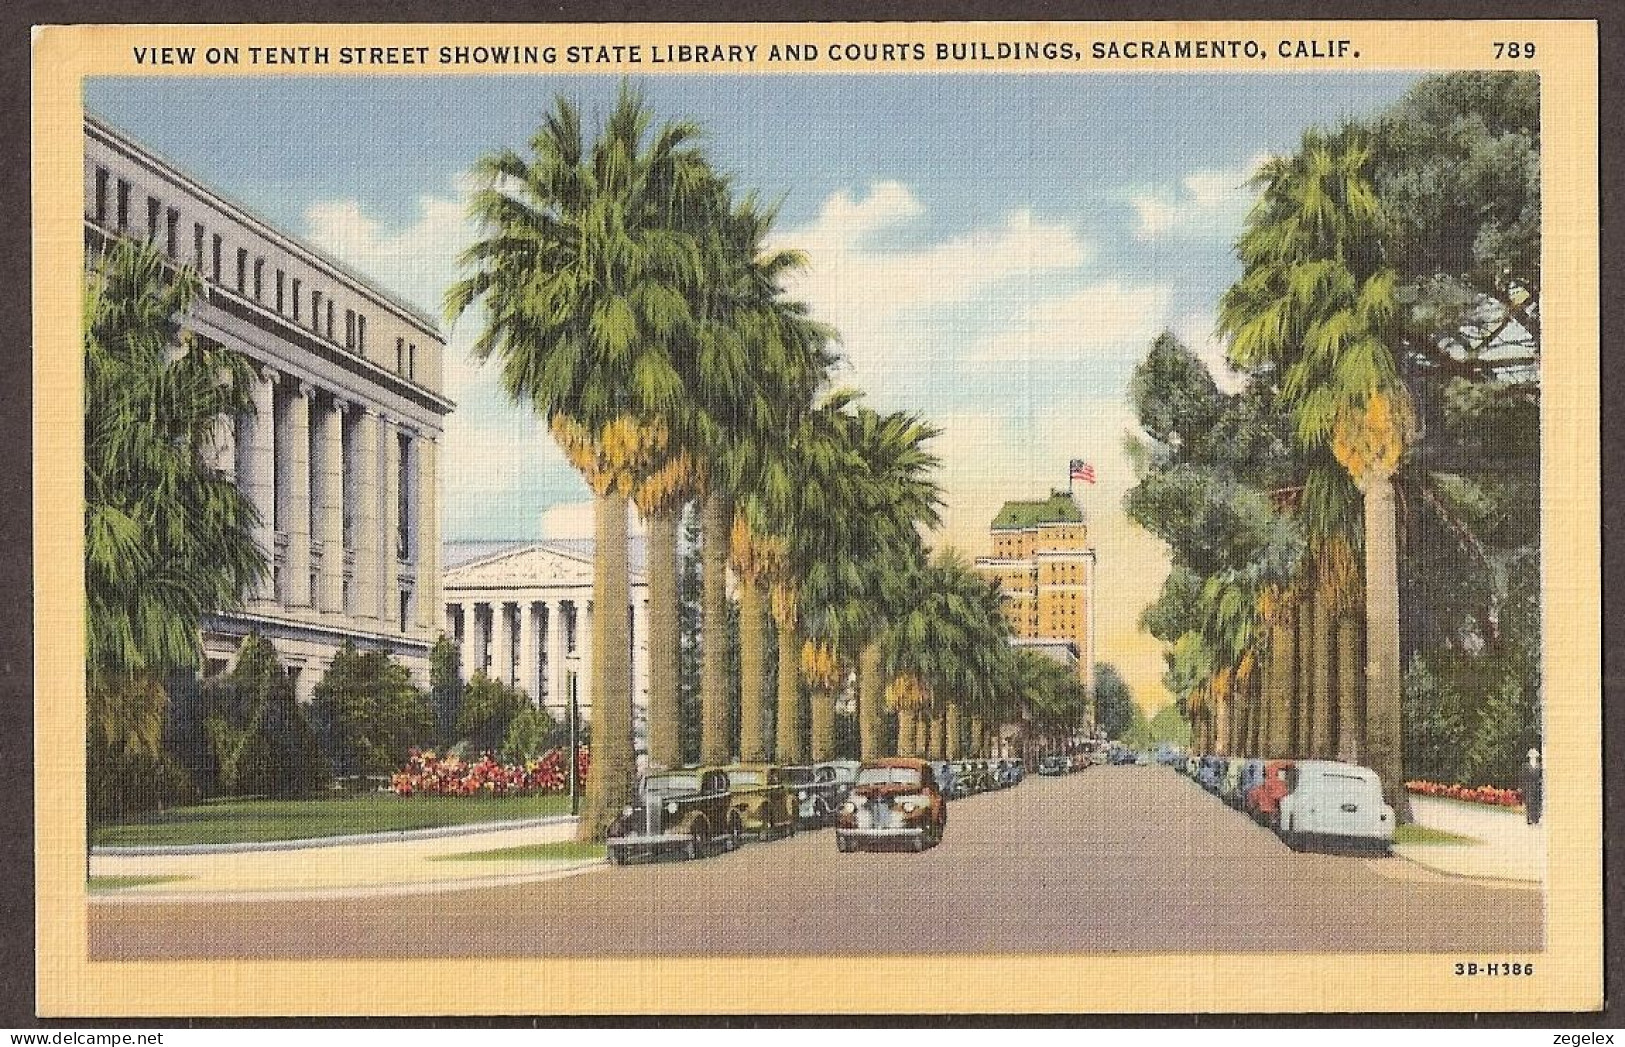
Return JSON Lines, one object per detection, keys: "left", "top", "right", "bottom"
{"left": 32, "top": 19, "right": 1601, "bottom": 1016}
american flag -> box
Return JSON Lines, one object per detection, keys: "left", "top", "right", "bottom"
{"left": 1069, "top": 459, "right": 1096, "bottom": 484}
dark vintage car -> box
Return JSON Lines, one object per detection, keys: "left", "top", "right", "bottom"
{"left": 834, "top": 757, "right": 947, "bottom": 852}
{"left": 719, "top": 763, "right": 798, "bottom": 838}
{"left": 785, "top": 762, "right": 858, "bottom": 828}
{"left": 1037, "top": 754, "right": 1070, "bottom": 776}
{"left": 606, "top": 767, "right": 739, "bottom": 864}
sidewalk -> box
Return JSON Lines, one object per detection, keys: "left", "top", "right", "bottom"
{"left": 1392, "top": 793, "right": 1545, "bottom": 885}
{"left": 88, "top": 816, "right": 604, "bottom": 902}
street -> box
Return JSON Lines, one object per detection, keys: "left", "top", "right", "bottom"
{"left": 88, "top": 764, "right": 1543, "bottom": 959}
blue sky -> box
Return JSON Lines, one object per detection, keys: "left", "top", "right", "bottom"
{"left": 86, "top": 72, "right": 1423, "bottom": 705}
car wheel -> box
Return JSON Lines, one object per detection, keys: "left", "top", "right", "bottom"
{"left": 685, "top": 826, "right": 705, "bottom": 861}
{"left": 607, "top": 845, "right": 626, "bottom": 866}
{"left": 836, "top": 834, "right": 853, "bottom": 853}
{"left": 811, "top": 798, "right": 830, "bottom": 828}
{"left": 725, "top": 814, "right": 745, "bottom": 851}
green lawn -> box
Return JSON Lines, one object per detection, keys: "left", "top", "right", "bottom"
{"left": 93, "top": 792, "right": 573, "bottom": 847}
{"left": 87, "top": 875, "right": 190, "bottom": 891}
{"left": 430, "top": 841, "right": 606, "bottom": 863}
{"left": 1394, "top": 823, "right": 1482, "bottom": 846}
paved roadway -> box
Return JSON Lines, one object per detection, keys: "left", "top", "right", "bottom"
{"left": 89, "top": 764, "right": 1542, "bottom": 959}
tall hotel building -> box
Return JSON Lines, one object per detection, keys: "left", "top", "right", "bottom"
{"left": 974, "top": 491, "right": 1098, "bottom": 718}
{"left": 84, "top": 116, "right": 455, "bottom": 699}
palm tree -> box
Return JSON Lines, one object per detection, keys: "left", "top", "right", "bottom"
{"left": 85, "top": 239, "right": 265, "bottom": 823}
{"left": 447, "top": 87, "right": 711, "bottom": 840}
{"left": 687, "top": 196, "right": 836, "bottom": 766}
{"left": 1221, "top": 127, "right": 1412, "bottom": 818}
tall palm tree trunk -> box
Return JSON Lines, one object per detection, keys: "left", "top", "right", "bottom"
{"left": 1335, "top": 613, "right": 1365, "bottom": 763}
{"left": 699, "top": 491, "right": 732, "bottom": 765}
{"left": 897, "top": 707, "right": 919, "bottom": 758}
{"left": 775, "top": 609, "right": 803, "bottom": 763}
{"left": 927, "top": 708, "right": 945, "bottom": 758}
{"left": 737, "top": 577, "right": 769, "bottom": 762}
{"left": 1311, "top": 588, "right": 1334, "bottom": 759}
{"left": 578, "top": 489, "right": 634, "bottom": 842}
{"left": 970, "top": 714, "right": 985, "bottom": 757}
{"left": 1264, "top": 606, "right": 1294, "bottom": 759}
{"left": 946, "top": 702, "right": 963, "bottom": 759}
{"left": 1361, "top": 475, "right": 1409, "bottom": 820}
{"left": 1212, "top": 686, "right": 1231, "bottom": 756}
{"left": 858, "top": 642, "right": 885, "bottom": 758}
{"left": 1295, "top": 598, "right": 1313, "bottom": 757}
{"left": 810, "top": 682, "right": 837, "bottom": 763}
{"left": 645, "top": 509, "right": 682, "bottom": 771}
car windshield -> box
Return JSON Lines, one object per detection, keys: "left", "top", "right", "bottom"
{"left": 643, "top": 774, "right": 699, "bottom": 795}
{"left": 857, "top": 766, "right": 922, "bottom": 787}
{"left": 728, "top": 771, "right": 765, "bottom": 787}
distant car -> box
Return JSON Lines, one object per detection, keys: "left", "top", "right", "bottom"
{"left": 1197, "top": 755, "right": 1224, "bottom": 791}
{"left": 607, "top": 768, "right": 740, "bottom": 864}
{"left": 1218, "top": 757, "right": 1248, "bottom": 805}
{"left": 992, "top": 759, "right": 1019, "bottom": 788}
{"left": 784, "top": 763, "right": 854, "bottom": 828}
{"left": 1236, "top": 758, "right": 1267, "bottom": 810}
{"left": 834, "top": 758, "right": 947, "bottom": 852}
{"left": 1109, "top": 747, "right": 1137, "bottom": 766}
{"left": 927, "top": 760, "right": 958, "bottom": 802}
{"left": 963, "top": 760, "right": 997, "bottom": 793}
{"left": 1009, "top": 758, "right": 1026, "bottom": 783}
{"left": 1276, "top": 760, "right": 1395, "bottom": 853}
{"left": 1184, "top": 755, "right": 1200, "bottom": 777}
{"left": 1070, "top": 751, "right": 1091, "bottom": 772}
{"left": 1245, "top": 760, "right": 1295, "bottom": 826}
{"left": 1037, "top": 754, "right": 1070, "bottom": 776}
{"left": 718, "top": 764, "right": 798, "bottom": 839}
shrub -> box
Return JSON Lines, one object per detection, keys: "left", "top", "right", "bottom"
{"left": 311, "top": 640, "right": 435, "bottom": 777}
{"left": 455, "top": 672, "right": 530, "bottom": 753}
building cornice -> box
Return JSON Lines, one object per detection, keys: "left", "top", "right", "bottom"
{"left": 86, "top": 114, "right": 445, "bottom": 338}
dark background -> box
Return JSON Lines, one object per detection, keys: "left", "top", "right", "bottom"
{"left": 3, "top": 0, "right": 1619, "bottom": 1029}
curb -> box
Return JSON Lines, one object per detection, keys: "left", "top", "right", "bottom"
{"left": 1390, "top": 847, "right": 1543, "bottom": 889}
{"left": 88, "top": 857, "right": 608, "bottom": 905}
{"left": 92, "top": 814, "right": 579, "bottom": 857}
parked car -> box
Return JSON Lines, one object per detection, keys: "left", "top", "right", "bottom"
{"left": 1109, "top": 746, "right": 1138, "bottom": 766}
{"left": 718, "top": 763, "right": 798, "bottom": 839}
{"left": 1184, "top": 754, "right": 1200, "bottom": 778}
{"left": 1276, "top": 760, "right": 1395, "bottom": 852}
{"left": 1197, "top": 755, "right": 1224, "bottom": 791}
{"left": 1069, "top": 751, "right": 1092, "bottom": 772}
{"left": 1036, "top": 754, "right": 1070, "bottom": 777}
{"left": 1218, "top": 757, "right": 1248, "bottom": 806}
{"left": 927, "top": 760, "right": 958, "bottom": 802}
{"left": 607, "top": 767, "right": 739, "bottom": 864}
{"left": 961, "top": 760, "right": 996, "bottom": 793}
{"left": 1237, "top": 758, "right": 1267, "bottom": 810}
{"left": 834, "top": 757, "right": 948, "bottom": 852}
{"left": 1009, "top": 758, "right": 1026, "bottom": 783}
{"left": 1245, "top": 760, "right": 1295, "bottom": 826}
{"left": 992, "top": 759, "right": 1019, "bottom": 788}
{"left": 784, "top": 763, "right": 854, "bottom": 828}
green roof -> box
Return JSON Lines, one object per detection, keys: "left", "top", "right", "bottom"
{"left": 991, "top": 491, "right": 1083, "bottom": 530}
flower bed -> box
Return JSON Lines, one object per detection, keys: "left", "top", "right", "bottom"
{"left": 1406, "top": 779, "right": 1523, "bottom": 808}
{"left": 392, "top": 747, "right": 590, "bottom": 797}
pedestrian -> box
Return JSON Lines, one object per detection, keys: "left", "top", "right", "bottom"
{"left": 1522, "top": 748, "right": 1543, "bottom": 825}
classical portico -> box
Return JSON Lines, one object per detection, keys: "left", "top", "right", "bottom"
{"left": 443, "top": 542, "right": 651, "bottom": 733}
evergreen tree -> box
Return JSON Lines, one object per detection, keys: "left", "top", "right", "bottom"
{"left": 311, "top": 641, "right": 435, "bottom": 778}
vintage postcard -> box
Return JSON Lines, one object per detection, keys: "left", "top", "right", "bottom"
{"left": 32, "top": 20, "right": 1600, "bottom": 1016}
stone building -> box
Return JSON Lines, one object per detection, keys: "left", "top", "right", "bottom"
{"left": 84, "top": 115, "right": 454, "bottom": 699}
{"left": 442, "top": 539, "right": 651, "bottom": 748}
{"left": 975, "top": 490, "right": 1098, "bottom": 707}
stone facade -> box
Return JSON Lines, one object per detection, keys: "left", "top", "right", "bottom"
{"left": 85, "top": 115, "right": 454, "bottom": 699}
{"left": 442, "top": 540, "right": 651, "bottom": 749}
{"left": 975, "top": 490, "right": 1098, "bottom": 702}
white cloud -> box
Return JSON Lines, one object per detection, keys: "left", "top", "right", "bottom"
{"left": 1130, "top": 153, "right": 1272, "bottom": 241}
{"left": 541, "top": 500, "right": 649, "bottom": 541}
{"left": 973, "top": 281, "right": 1171, "bottom": 363}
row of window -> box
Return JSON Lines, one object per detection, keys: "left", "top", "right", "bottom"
{"left": 92, "top": 165, "right": 420, "bottom": 382}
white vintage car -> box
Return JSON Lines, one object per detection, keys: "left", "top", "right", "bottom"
{"left": 1276, "top": 760, "right": 1395, "bottom": 853}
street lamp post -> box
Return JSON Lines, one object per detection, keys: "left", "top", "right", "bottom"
{"left": 568, "top": 670, "right": 580, "bottom": 817}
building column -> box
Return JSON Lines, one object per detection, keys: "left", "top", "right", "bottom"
{"left": 546, "top": 600, "right": 567, "bottom": 716}
{"left": 352, "top": 408, "right": 381, "bottom": 621}
{"left": 493, "top": 599, "right": 514, "bottom": 687}
{"left": 318, "top": 395, "right": 347, "bottom": 613}
{"left": 414, "top": 434, "right": 439, "bottom": 633}
{"left": 517, "top": 601, "right": 540, "bottom": 705}
{"left": 284, "top": 379, "right": 314, "bottom": 608}
{"left": 245, "top": 365, "right": 277, "bottom": 602}
{"left": 379, "top": 414, "right": 401, "bottom": 625}
{"left": 469, "top": 602, "right": 490, "bottom": 679}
